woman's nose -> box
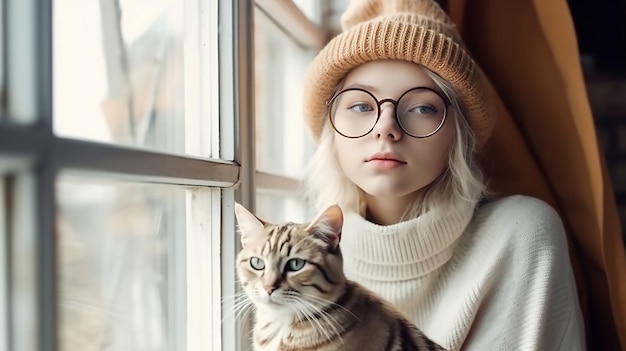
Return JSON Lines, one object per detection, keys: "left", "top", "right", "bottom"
{"left": 372, "top": 102, "right": 403, "bottom": 140}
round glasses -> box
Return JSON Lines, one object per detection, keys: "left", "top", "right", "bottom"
{"left": 327, "top": 87, "right": 449, "bottom": 138}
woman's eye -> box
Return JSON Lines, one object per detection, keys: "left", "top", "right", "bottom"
{"left": 348, "top": 103, "right": 375, "bottom": 113}
{"left": 250, "top": 257, "right": 265, "bottom": 270}
{"left": 411, "top": 104, "right": 438, "bottom": 114}
{"left": 286, "top": 258, "right": 306, "bottom": 272}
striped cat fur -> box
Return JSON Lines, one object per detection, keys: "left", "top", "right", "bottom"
{"left": 234, "top": 203, "right": 446, "bottom": 351}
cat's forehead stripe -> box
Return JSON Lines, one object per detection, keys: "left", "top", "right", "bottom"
{"left": 279, "top": 239, "right": 291, "bottom": 256}
{"left": 254, "top": 223, "right": 326, "bottom": 260}
{"left": 269, "top": 224, "right": 296, "bottom": 255}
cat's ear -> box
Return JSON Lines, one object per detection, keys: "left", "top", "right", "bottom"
{"left": 234, "top": 203, "right": 265, "bottom": 248}
{"left": 306, "top": 205, "right": 343, "bottom": 251}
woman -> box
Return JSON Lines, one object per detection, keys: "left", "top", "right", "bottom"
{"left": 301, "top": 0, "right": 586, "bottom": 349}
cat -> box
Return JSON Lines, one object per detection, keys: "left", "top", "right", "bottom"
{"left": 234, "top": 203, "right": 446, "bottom": 351}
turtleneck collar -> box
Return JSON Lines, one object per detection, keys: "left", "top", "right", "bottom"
{"left": 340, "top": 199, "right": 475, "bottom": 281}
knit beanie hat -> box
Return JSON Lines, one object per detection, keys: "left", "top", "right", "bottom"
{"left": 303, "top": 0, "right": 496, "bottom": 148}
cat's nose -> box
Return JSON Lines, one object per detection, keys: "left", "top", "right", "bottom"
{"left": 264, "top": 286, "right": 277, "bottom": 295}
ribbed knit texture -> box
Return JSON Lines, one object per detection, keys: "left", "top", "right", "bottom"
{"left": 340, "top": 195, "right": 586, "bottom": 350}
{"left": 303, "top": 0, "right": 496, "bottom": 148}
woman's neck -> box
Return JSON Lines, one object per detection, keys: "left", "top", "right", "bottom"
{"left": 364, "top": 192, "right": 421, "bottom": 225}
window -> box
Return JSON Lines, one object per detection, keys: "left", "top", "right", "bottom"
{"left": 52, "top": 0, "right": 215, "bottom": 157}
{"left": 53, "top": 0, "right": 182, "bottom": 152}
{"left": 56, "top": 176, "right": 191, "bottom": 350}
{"left": 0, "top": 0, "right": 327, "bottom": 350}
{"left": 253, "top": 0, "right": 326, "bottom": 223}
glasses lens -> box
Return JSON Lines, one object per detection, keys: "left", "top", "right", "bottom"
{"left": 397, "top": 88, "right": 447, "bottom": 137}
{"left": 329, "top": 90, "right": 378, "bottom": 138}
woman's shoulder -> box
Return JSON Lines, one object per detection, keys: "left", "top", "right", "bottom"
{"left": 463, "top": 195, "right": 569, "bottom": 258}
{"left": 477, "top": 194, "right": 559, "bottom": 219}
{"left": 449, "top": 195, "right": 575, "bottom": 300}
{"left": 455, "top": 196, "right": 584, "bottom": 351}
{"left": 473, "top": 194, "right": 564, "bottom": 232}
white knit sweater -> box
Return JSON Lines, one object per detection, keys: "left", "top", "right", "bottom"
{"left": 340, "top": 195, "right": 585, "bottom": 351}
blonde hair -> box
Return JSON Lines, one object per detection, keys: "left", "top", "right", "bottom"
{"left": 303, "top": 67, "right": 486, "bottom": 220}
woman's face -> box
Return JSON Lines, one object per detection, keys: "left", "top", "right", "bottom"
{"left": 332, "top": 60, "right": 455, "bottom": 204}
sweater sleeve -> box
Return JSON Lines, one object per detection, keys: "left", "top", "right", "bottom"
{"left": 460, "top": 196, "right": 586, "bottom": 351}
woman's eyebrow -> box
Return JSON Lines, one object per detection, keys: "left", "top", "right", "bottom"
{"left": 343, "top": 82, "right": 380, "bottom": 93}
{"left": 343, "top": 82, "right": 443, "bottom": 96}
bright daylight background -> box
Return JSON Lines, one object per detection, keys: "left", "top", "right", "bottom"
{"left": 40, "top": 0, "right": 324, "bottom": 350}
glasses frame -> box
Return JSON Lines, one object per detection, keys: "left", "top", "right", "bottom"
{"left": 326, "top": 86, "right": 450, "bottom": 139}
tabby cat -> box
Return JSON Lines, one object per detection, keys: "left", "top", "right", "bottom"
{"left": 234, "top": 203, "right": 446, "bottom": 351}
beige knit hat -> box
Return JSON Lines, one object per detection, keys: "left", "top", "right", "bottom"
{"left": 303, "top": 0, "right": 496, "bottom": 148}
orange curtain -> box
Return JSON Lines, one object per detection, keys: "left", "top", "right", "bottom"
{"left": 447, "top": 0, "right": 626, "bottom": 349}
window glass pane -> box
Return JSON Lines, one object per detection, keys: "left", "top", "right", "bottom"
{"left": 254, "top": 9, "right": 316, "bottom": 178}
{"left": 52, "top": 0, "right": 213, "bottom": 157}
{"left": 56, "top": 175, "right": 215, "bottom": 351}
{"left": 293, "top": 0, "right": 322, "bottom": 24}
{"left": 256, "top": 191, "right": 311, "bottom": 223}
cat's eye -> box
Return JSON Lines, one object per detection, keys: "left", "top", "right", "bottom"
{"left": 285, "top": 258, "right": 306, "bottom": 272}
{"left": 249, "top": 257, "right": 265, "bottom": 270}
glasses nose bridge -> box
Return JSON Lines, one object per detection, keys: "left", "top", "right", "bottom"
{"left": 373, "top": 97, "right": 403, "bottom": 140}
{"left": 377, "top": 97, "right": 398, "bottom": 109}
{"left": 377, "top": 97, "right": 398, "bottom": 118}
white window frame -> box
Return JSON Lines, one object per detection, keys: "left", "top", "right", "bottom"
{"left": 1, "top": 0, "right": 329, "bottom": 350}
{"left": 0, "top": 1, "right": 254, "bottom": 351}
{"left": 252, "top": 0, "right": 326, "bottom": 195}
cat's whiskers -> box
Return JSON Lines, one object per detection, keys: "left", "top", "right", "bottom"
{"left": 283, "top": 291, "right": 343, "bottom": 345}
{"left": 221, "top": 291, "right": 253, "bottom": 322}
{"left": 286, "top": 298, "right": 308, "bottom": 324}
{"left": 290, "top": 298, "right": 341, "bottom": 347}
{"left": 240, "top": 299, "right": 257, "bottom": 325}
{"left": 289, "top": 298, "right": 328, "bottom": 340}
{"left": 279, "top": 293, "right": 304, "bottom": 323}
{"left": 301, "top": 292, "right": 361, "bottom": 322}
{"left": 295, "top": 296, "right": 345, "bottom": 345}
{"left": 220, "top": 290, "right": 248, "bottom": 305}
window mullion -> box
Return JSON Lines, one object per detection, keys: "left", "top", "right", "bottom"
{"left": 35, "top": 161, "right": 57, "bottom": 351}
{"left": 0, "top": 124, "right": 240, "bottom": 187}
{"left": 220, "top": 0, "right": 255, "bottom": 350}
{"left": 51, "top": 137, "right": 239, "bottom": 187}
{"left": 5, "top": 1, "right": 56, "bottom": 351}
{"left": 229, "top": 0, "right": 255, "bottom": 208}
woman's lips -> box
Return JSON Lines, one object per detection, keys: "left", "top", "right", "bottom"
{"left": 366, "top": 158, "right": 406, "bottom": 170}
